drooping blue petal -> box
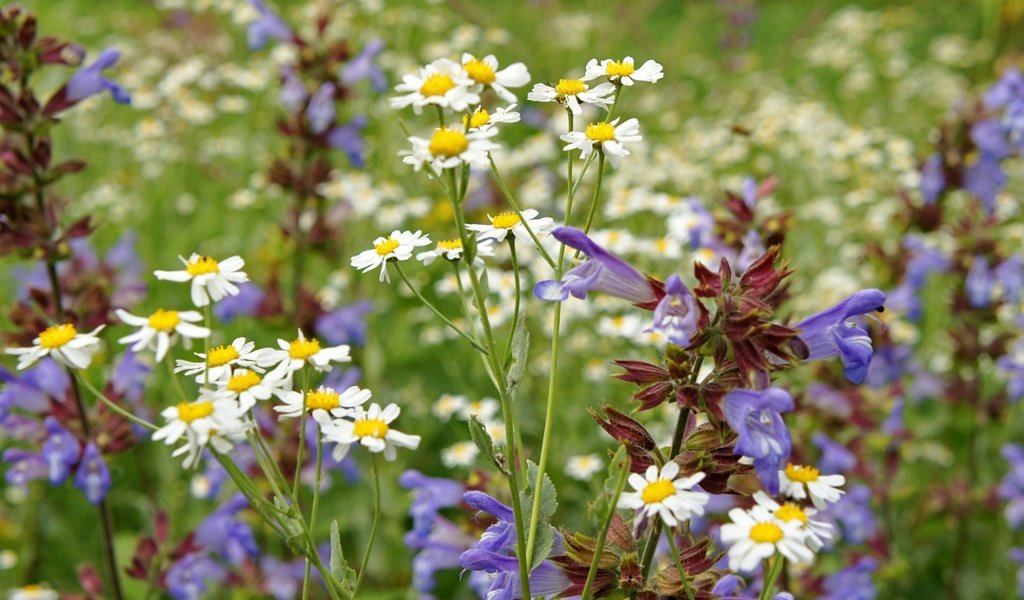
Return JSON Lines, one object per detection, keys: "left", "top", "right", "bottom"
{"left": 723, "top": 388, "right": 793, "bottom": 494}
{"left": 534, "top": 227, "right": 657, "bottom": 305}
{"left": 66, "top": 48, "right": 130, "bottom": 104}
{"left": 73, "top": 443, "right": 111, "bottom": 505}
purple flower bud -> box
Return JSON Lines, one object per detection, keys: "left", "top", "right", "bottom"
{"left": 74, "top": 443, "right": 111, "bottom": 504}
{"left": 42, "top": 417, "right": 80, "bottom": 484}
{"left": 306, "top": 82, "right": 336, "bottom": 135}
{"left": 535, "top": 227, "right": 658, "bottom": 305}
{"left": 66, "top": 48, "right": 130, "bottom": 104}
{"left": 723, "top": 387, "right": 793, "bottom": 494}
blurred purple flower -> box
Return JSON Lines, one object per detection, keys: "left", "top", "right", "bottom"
{"left": 1000, "top": 444, "right": 1024, "bottom": 529}
{"left": 112, "top": 349, "right": 152, "bottom": 404}
{"left": 42, "top": 417, "right": 80, "bottom": 485}
{"left": 307, "top": 82, "right": 336, "bottom": 135}
{"left": 803, "top": 382, "right": 851, "bottom": 418}
{"left": 0, "top": 359, "right": 68, "bottom": 414}
{"left": 920, "top": 153, "right": 945, "bottom": 203}
{"left": 166, "top": 553, "right": 227, "bottom": 600}
{"left": 399, "top": 469, "right": 464, "bottom": 539}
{"left": 736, "top": 229, "right": 765, "bottom": 272}
{"left": 66, "top": 48, "right": 130, "bottom": 104}
{"left": 327, "top": 115, "right": 369, "bottom": 168}
{"left": 2, "top": 449, "right": 48, "bottom": 487}
{"left": 195, "top": 493, "right": 260, "bottom": 566}
{"left": 966, "top": 255, "right": 994, "bottom": 308}
{"left": 407, "top": 517, "right": 476, "bottom": 594}
{"left": 341, "top": 39, "right": 387, "bottom": 92}
{"left": 247, "top": 0, "right": 292, "bottom": 50}
{"left": 535, "top": 227, "right": 658, "bottom": 305}
{"left": 74, "top": 443, "right": 111, "bottom": 505}
{"left": 280, "top": 67, "right": 307, "bottom": 113}
{"left": 723, "top": 387, "right": 793, "bottom": 494}
{"left": 214, "top": 282, "right": 265, "bottom": 322}
{"left": 819, "top": 557, "right": 877, "bottom": 600}
{"left": 794, "top": 289, "right": 886, "bottom": 384}
{"left": 824, "top": 484, "right": 876, "bottom": 543}
{"left": 997, "top": 255, "right": 1024, "bottom": 303}
{"left": 315, "top": 300, "right": 372, "bottom": 347}
{"left": 963, "top": 154, "right": 1006, "bottom": 212}
{"left": 812, "top": 432, "right": 856, "bottom": 475}
{"left": 261, "top": 556, "right": 305, "bottom": 600}
{"left": 1011, "top": 548, "right": 1024, "bottom": 598}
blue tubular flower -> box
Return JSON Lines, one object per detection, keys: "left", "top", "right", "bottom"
{"left": 280, "top": 67, "right": 307, "bottom": 113}
{"left": 535, "top": 227, "right": 658, "bottom": 305}
{"left": 74, "top": 443, "right": 111, "bottom": 504}
{"left": 213, "top": 282, "right": 265, "bottom": 322}
{"left": 812, "top": 432, "right": 856, "bottom": 475}
{"left": 166, "top": 553, "right": 227, "bottom": 600}
{"left": 1000, "top": 444, "right": 1024, "bottom": 529}
{"left": 399, "top": 469, "right": 464, "bottom": 538}
{"left": 113, "top": 349, "right": 152, "bottom": 405}
{"left": 794, "top": 289, "right": 886, "bottom": 384}
{"left": 41, "top": 417, "right": 80, "bottom": 484}
{"left": 996, "top": 255, "right": 1024, "bottom": 303}
{"left": 963, "top": 153, "right": 1006, "bottom": 212}
{"left": 341, "top": 39, "right": 387, "bottom": 92}
{"left": 247, "top": 0, "right": 292, "bottom": 50}
{"left": 261, "top": 556, "right": 305, "bottom": 599}
{"left": 195, "top": 494, "right": 260, "bottom": 566}
{"left": 2, "top": 449, "right": 48, "bottom": 487}
{"left": 0, "top": 359, "right": 68, "bottom": 414}
{"left": 823, "top": 484, "right": 876, "bottom": 543}
{"left": 327, "top": 115, "right": 369, "bottom": 168}
{"left": 819, "top": 557, "right": 878, "bottom": 600}
{"left": 66, "top": 48, "right": 130, "bottom": 104}
{"left": 966, "top": 256, "right": 994, "bottom": 308}
{"left": 723, "top": 387, "right": 793, "bottom": 494}
{"left": 920, "top": 153, "right": 946, "bottom": 203}
{"left": 647, "top": 274, "right": 699, "bottom": 346}
{"left": 407, "top": 517, "right": 476, "bottom": 594}
{"left": 307, "top": 82, "right": 336, "bottom": 135}
{"left": 998, "top": 340, "right": 1024, "bottom": 402}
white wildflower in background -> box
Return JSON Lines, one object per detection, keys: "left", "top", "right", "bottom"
{"left": 154, "top": 254, "right": 249, "bottom": 307}
{"left": 460, "top": 53, "right": 530, "bottom": 102}
{"left": 320, "top": 403, "right": 422, "bottom": 461}
{"left": 351, "top": 230, "right": 431, "bottom": 283}
{"left": 258, "top": 329, "right": 351, "bottom": 377}
{"left": 566, "top": 454, "right": 604, "bottom": 480}
{"left": 464, "top": 104, "right": 521, "bottom": 131}
{"left": 467, "top": 208, "right": 553, "bottom": 243}
{"left": 442, "top": 441, "right": 479, "bottom": 468}
{"left": 152, "top": 389, "right": 247, "bottom": 468}
{"left": 175, "top": 337, "right": 262, "bottom": 383}
{"left": 417, "top": 236, "right": 495, "bottom": 265}
{"left": 527, "top": 78, "right": 615, "bottom": 115}
{"left": 778, "top": 464, "right": 846, "bottom": 510}
{"left": 275, "top": 385, "right": 371, "bottom": 422}
{"left": 390, "top": 58, "right": 480, "bottom": 113}
{"left": 6, "top": 324, "right": 105, "bottom": 370}
{"left": 115, "top": 308, "right": 210, "bottom": 362}
{"left": 561, "top": 117, "right": 642, "bottom": 168}
{"left": 458, "top": 397, "right": 500, "bottom": 422}
{"left": 433, "top": 393, "right": 468, "bottom": 419}
{"left": 583, "top": 57, "right": 664, "bottom": 86}
{"left": 720, "top": 504, "right": 815, "bottom": 573}
{"left": 617, "top": 462, "right": 709, "bottom": 527}
{"left": 402, "top": 126, "right": 500, "bottom": 172}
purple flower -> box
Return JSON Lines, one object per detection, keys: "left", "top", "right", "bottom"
{"left": 535, "top": 227, "right": 658, "bottom": 305}
{"left": 66, "top": 48, "right": 130, "bottom": 104}
{"left": 823, "top": 484, "right": 876, "bottom": 543}
{"left": 646, "top": 274, "right": 699, "bottom": 346}
{"left": 42, "top": 417, "right": 80, "bottom": 484}
{"left": 794, "top": 289, "right": 886, "bottom": 384}
{"left": 966, "top": 256, "right": 995, "bottom": 308}
{"left": 166, "top": 553, "right": 227, "bottom": 600}
{"left": 307, "top": 82, "right": 336, "bottom": 135}
{"left": 736, "top": 229, "right": 765, "bottom": 272}
{"left": 195, "top": 494, "right": 260, "bottom": 566}
{"left": 1000, "top": 444, "right": 1024, "bottom": 529}
{"left": 723, "top": 387, "right": 793, "bottom": 494}
{"left": 803, "top": 382, "right": 852, "bottom": 418}
{"left": 261, "top": 556, "right": 305, "bottom": 600}
{"left": 920, "top": 153, "right": 945, "bottom": 203}
{"left": 0, "top": 359, "right": 68, "bottom": 414}
{"left": 963, "top": 153, "right": 1006, "bottom": 212}
{"left": 998, "top": 340, "right": 1024, "bottom": 402}
{"left": 985, "top": 68, "right": 1024, "bottom": 110}
{"left": 882, "top": 398, "right": 903, "bottom": 435}
{"left": 247, "top": 0, "right": 292, "bottom": 51}
{"left": 2, "top": 449, "right": 48, "bottom": 487}
{"left": 407, "top": 517, "right": 476, "bottom": 593}
{"left": 315, "top": 299, "right": 372, "bottom": 347}
{"left": 107, "top": 231, "right": 147, "bottom": 307}
{"left": 812, "top": 432, "right": 856, "bottom": 475}
{"left": 74, "top": 443, "right": 111, "bottom": 504}
{"left": 399, "top": 469, "right": 464, "bottom": 539}
{"left": 1011, "top": 548, "right": 1024, "bottom": 598}
{"left": 819, "top": 557, "right": 877, "bottom": 600}
{"left": 214, "top": 282, "right": 265, "bottom": 322}
{"left": 280, "top": 67, "right": 307, "bottom": 113}
{"left": 341, "top": 39, "right": 387, "bottom": 92}
{"left": 327, "top": 115, "right": 368, "bottom": 168}
{"left": 113, "top": 349, "right": 152, "bottom": 404}
{"left": 996, "top": 255, "right": 1024, "bottom": 304}
{"left": 321, "top": 367, "right": 362, "bottom": 394}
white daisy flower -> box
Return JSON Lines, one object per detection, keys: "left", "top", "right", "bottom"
{"left": 320, "top": 402, "right": 422, "bottom": 461}
{"left": 752, "top": 491, "right": 833, "bottom": 552}
{"left": 275, "top": 385, "right": 371, "bottom": 423}
{"left": 457, "top": 397, "right": 500, "bottom": 422}
{"left": 566, "top": 454, "right": 604, "bottom": 481}
{"left": 442, "top": 441, "right": 479, "bottom": 468}
{"left": 9, "top": 585, "right": 59, "bottom": 600}
{"left": 560, "top": 117, "right": 642, "bottom": 168}
{"left": 464, "top": 103, "right": 521, "bottom": 131}
{"left": 218, "top": 368, "right": 289, "bottom": 412}
{"left": 485, "top": 420, "right": 506, "bottom": 445}
{"left": 258, "top": 329, "right": 351, "bottom": 378}
{"left": 174, "top": 337, "right": 262, "bottom": 384}
{"left": 583, "top": 57, "right": 664, "bottom": 86}
{"left": 433, "top": 393, "right": 468, "bottom": 419}
{"left": 719, "top": 504, "right": 815, "bottom": 573}
{"left": 461, "top": 53, "right": 530, "bottom": 103}
{"left": 467, "top": 208, "right": 554, "bottom": 244}
{"left": 115, "top": 308, "right": 210, "bottom": 362}
{"left": 350, "top": 230, "right": 432, "bottom": 283}
{"left": 390, "top": 58, "right": 480, "bottom": 114}
{"left": 152, "top": 389, "right": 248, "bottom": 468}
{"left": 154, "top": 254, "right": 249, "bottom": 308}
{"left": 6, "top": 323, "right": 105, "bottom": 370}
{"left": 402, "top": 126, "right": 500, "bottom": 172}
{"left": 778, "top": 464, "right": 846, "bottom": 510}
{"left": 617, "top": 462, "right": 710, "bottom": 528}
{"left": 526, "top": 79, "right": 616, "bottom": 115}
{"left": 416, "top": 236, "right": 495, "bottom": 266}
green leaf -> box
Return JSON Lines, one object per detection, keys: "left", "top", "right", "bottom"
{"left": 506, "top": 315, "right": 529, "bottom": 396}
{"left": 469, "top": 415, "right": 506, "bottom": 473}
{"left": 522, "top": 460, "right": 558, "bottom": 522}
{"left": 330, "top": 520, "right": 357, "bottom": 596}
{"left": 530, "top": 522, "right": 556, "bottom": 572}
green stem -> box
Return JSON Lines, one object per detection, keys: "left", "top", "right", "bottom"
{"left": 578, "top": 151, "right": 606, "bottom": 239}
{"left": 302, "top": 428, "right": 325, "bottom": 600}
{"left": 75, "top": 372, "right": 157, "bottom": 431}
{"left": 487, "top": 155, "right": 556, "bottom": 269}
{"left": 353, "top": 454, "right": 382, "bottom": 597}
{"left": 580, "top": 452, "right": 631, "bottom": 600}
{"left": 665, "top": 532, "right": 697, "bottom": 600}
{"left": 165, "top": 356, "right": 189, "bottom": 402}
{"left": 758, "top": 555, "right": 785, "bottom": 600}
{"left": 293, "top": 367, "right": 310, "bottom": 501}
{"left": 502, "top": 238, "right": 522, "bottom": 367}
{"left": 394, "top": 263, "right": 487, "bottom": 353}
{"left": 642, "top": 406, "right": 692, "bottom": 578}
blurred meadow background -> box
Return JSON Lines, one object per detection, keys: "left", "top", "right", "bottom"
{"left": 2, "top": 0, "right": 1024, "bottom": 598}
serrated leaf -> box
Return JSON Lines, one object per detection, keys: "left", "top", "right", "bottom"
{"left": 530, "top": 522, "right": 556, "bottom": 572}
{"left": 469, "top": 415, "right": 505, "bottom": 473}
{"left": 329, "top": 520, "right": 357, "bottom": 596}
{"left": 522, "top": 460, "right": 558, "bottom": 522}
{"left": 506, "top": 315, "right": 529, "bottom": 396}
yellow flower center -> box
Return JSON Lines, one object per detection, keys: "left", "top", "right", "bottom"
{"left": 463, "top": 59, "right": 495, "bottom": 84}
{"left": 39, "top": 324, "right": 77, "bottom": 349}
{"left": 177, "top": 401, "right": 214, "bottom": 424}
{"left": 227, "top": 370, "right": 262, "bottom": 393}
{"left": 207, "top": 345, "right": 240, "bottom": 367}
{"left": 605, "top": 60, "right": 635, "bottom": 77}
{"left": 775, "top": 502, "right": 808, "bottom": 524}
{"left": 306, "top": 388, "right": 340, "bottom": 411}
{"left": 428, "top": 128, "right": 469, "bottom": 158}
{"left": 640, "top": 479, "right": 676, "bottom": 504}
{"left": 438, "top": 239, "right": 463, "bottom": 250}
{"left": 353, "top": 418, "right": 389, "bottom": 439}
{"left": 374, "top": 237, "right": 400, "bottom": 256}
{"left": 419, "top": 73, "right": 456, "bottom": 97}
{"left": 585, "top": 122, "right": 616, "bottom": 142}
{"left": 465, "top": 108, "right": 491, "bottom": 129}
{"left": 555, "top": 79, "right": 586, "bottom": 96}
{"left": 288, "top": 337, "right": 322, "bottom": 360}
{"left": 186, "top": 256, "right": 219, "bottom": 276}
{"left": 750, "top": 522, "right": 784, "bottom": 544}
{"left": 785, "top": 463, "right": 821, "bottom": 483}
{"left": 147, "top": 309, "right": 180, "bottom": 332}
{"left": 491, "top": 212, "right": 521, "bottom": 229}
